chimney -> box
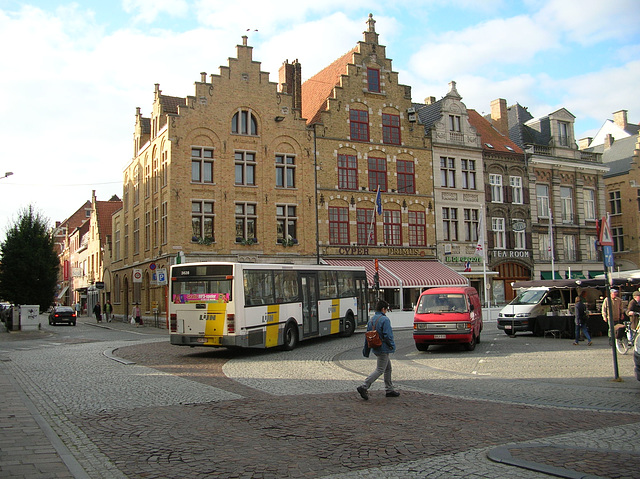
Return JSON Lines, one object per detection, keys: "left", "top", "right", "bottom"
{"left": 578, "top": 137, "right": 593, "bottom": 150}
{"left": 278, "top": 59, "right": 302, "bottom": 112}
{"left": 613, "top": 110, "right": 628, "bottom": 129}
{"left": 200, "top": 72, "right": 207, "bottom": 83}
{"left": 424, "top": 96, "right": 436, "bottom": 105}
{"left": 604, "top": 133, "right": 614, "bottom": 149}
{"left": 491, "top": 98, "right": 508, "bottom": 136}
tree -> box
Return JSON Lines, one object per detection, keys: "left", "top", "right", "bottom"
{"left": 0, "top": 206, "right": 59, "bottom": 312}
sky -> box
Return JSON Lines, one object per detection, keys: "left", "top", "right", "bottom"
{"left": 1, "top": 0, "right": 639, "bottom": 240}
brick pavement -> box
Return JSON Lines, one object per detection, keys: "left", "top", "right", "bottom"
{"left": 2, "top": 317, "right": 640, "bottom": 478}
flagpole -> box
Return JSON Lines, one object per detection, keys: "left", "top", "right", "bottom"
{"left": 549, "top": 210, "right": 556, "bottom": 279}
{"left": 366, "top": 186, "right": 381, "bottom": 245}
{"left": 475, "top": 208, "right": 489, "bottom": 310}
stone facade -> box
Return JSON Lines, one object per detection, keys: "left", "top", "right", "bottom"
{"left": 107, "top": 36, "right": 316, "bottom": 321}
{"left": 301, "top": 14, "right": 435, "bottom": 309}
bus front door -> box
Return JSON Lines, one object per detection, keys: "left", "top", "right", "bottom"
{"left": 301, "top": 273, "right": 318, "bottom": 337}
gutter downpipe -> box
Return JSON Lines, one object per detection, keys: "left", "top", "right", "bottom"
{"left": 313, "top": 124, "right": 320, "bottom": 265}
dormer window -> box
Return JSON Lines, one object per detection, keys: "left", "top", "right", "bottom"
{"left": 558, "top": 121, "right": 569, "bottom": 146}
{"left": 367, "top": 68, "right": 380, "bottom": 93}
{"left": 232, "top": 109, "right": 257, "bottom": 135}
{"left": 449, "top": 115, "right": 461, "bottom": 132}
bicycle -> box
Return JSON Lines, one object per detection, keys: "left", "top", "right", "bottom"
{"left": 615, "top": 320, "right": 640, "bottom": 355}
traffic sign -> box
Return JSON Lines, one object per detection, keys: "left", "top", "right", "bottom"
{"left": 133, "top": 268, "right": 143, "bottom": 283}
{"left": 603, "top": 245, "right": 614, "bottom": 268}
{"left": 599, "top": 216, "right": 613, "bottom": 246}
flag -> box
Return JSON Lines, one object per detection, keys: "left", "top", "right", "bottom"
{"left": 548, "top": 211, "right": 553, "bottom": 254}
{"left": 475, "top": 211, "right": 485, "bottom": 258}
{"left": 464, "top": 261, "right": 472, "bottom": 272}
{"left": 375, "top": 186, "right": 382, "bottom": 215}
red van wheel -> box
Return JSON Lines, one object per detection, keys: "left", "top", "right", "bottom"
{"left": 464, "top": 334, "right": 476, "bottom": 351}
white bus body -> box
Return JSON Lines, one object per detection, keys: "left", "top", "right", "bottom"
{"left": 169, "top": 262, "right": 368, "bottom": 349}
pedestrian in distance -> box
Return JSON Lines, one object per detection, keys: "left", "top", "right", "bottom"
{"left": 357, "top": 299, "right": 399, "bottom": 400}
{"left": 133, "top": 304, "right": 142, "bottom": 327}
{"left": 602, "top": 289, "right": 624, "bottom": 344}
{"left": 573, "top": 295, "right": 592, "bottom": 346}
{"left": 93, "top": 302, "right": 102, "bottom": 323}
{"left": 74, "top": 302, "right": 81, "bottom": 316}
{"left": 627, "top": 290, "right": 640, "bottom": 330}
{"left": 104, "top": 300, "right": 113, "bottom": 322}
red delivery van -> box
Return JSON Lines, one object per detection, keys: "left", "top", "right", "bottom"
{"left": 413, "top": 286, "right": 483, "bottom": 351}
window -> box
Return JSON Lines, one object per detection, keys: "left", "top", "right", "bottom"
{"left": 489, "top": 174, "right": 503, "bottom": 203}
{"left": 368, "top": 157, "right": 387, "bottom": 192}
{"left": 442, "top": 207, "right": 458, "bottom": 241}
{"left": 133, "top": 218, "right": 139, "bottom": 255}
{"left": 512, "top": 218, "right": 526, "bottom": 249}
{"left": 492, "top": 217, "right": 506, "bottom": 249}
{"left": 232, "top": 109, "right": 257, "bottom": 135}
{"left": 357, "top": 208, "right": 375, "bottom": 245}
{"left": 329, "top": 206, "right": 349, "bottom": 245}
{"left": 609, "top": 190, "right": 622, "bottom": 215}
{"left": 133, "top": 166, "right": 140, "bottom": 206}
{"left": 613, "top": 227, "right": 624, "bottom": 252}
{"left": 560, "top": 186, "right": 573, "bottom": 223}
{"left": 114, "top": 224, "right": 120, "bottom": 261}
{"left": 235, "top": 203, "right": 257, "bottom": 242}
{"left": 397, "top": 159, "right": 415, "bottom": 194}
{"left": 367, "top": 68, "right": 380, "bottom": 93}
{"left": 153, "top": 207, "right": 158, "bottom": 249}
{"left": 276, "top": 205, "right": 297, "bottom": 244}
{"left": 350, "top": 109, "right": 369, "bottom": 141}
{"left": 161, "top": 201, "right": 167, "bottom": 245}
{"left": 337, "top": 154, "right": 358, "bottom": 190}
{"left": 191, "top": 147, "right": 214, "bottom": 183}
{"left": 145, "top": 212, "right": 150, "bottom": 251}
{"left": 145, "top": 163, "right": 150, "bottom": 198}
{"left": 539, "top": 233, "right": 552, "bottom": 260}
{"left": 383, "top": 209, "right": 402, "bottom": 245}
{"left": 449, "top": 115, "right": 461, "bottom": 132}
{"left": 275, "top": 154, "right": 295, "bottom": 188}
{"left": 637, "top": 189, "right": 640, "bottom": 212}
{"left": 235, "top": 151, "right": 256, "bottom": 186}
{"left": 461, "top": 160, "right": 476, "bottom": 190}
{"left": 558, "top": 121, "right": 569, "bottom": 146}
{"left": 382, "top": 113, "right": 401, "bottom": 145}
{"left": 162, "top": 150, "right": 168, "bottom": 187}
{"left": 536, "top": 184, "right": 550, "bottom": 218}
{"left": 586, "top": 235, "right": 598, "bottom": 261}
{"left": 463, "top": 209, "right": 479, "bottom": 242}
{"left": 584, "top": 189, "right": 596, "bottom": 220}
{"left": 510, "top": 176, "right": 523, "bottom": 204}
{"left": 440, "top": 157, "right": 456, "bottom": 188}
{"left": 192, "top": 200, "right": 215, "bottom": 242}
{"left": 408, "top": 211, "right": 426, "bottom": 246}
{"left": 563, "top": 235, "right": 576, "bottom": 261}
{"left": 124, "top": 224, "right": 128, "bottom": 258}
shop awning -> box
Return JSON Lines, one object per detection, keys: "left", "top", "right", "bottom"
{"left": 322, "top": 259, "right": 468, "bottom": 289}
{"left": 56, "top": 286, "right": 69, "bottom": 299}
{"left": 566, "top": 271, "right": 586, "bottom": 279}
{"left": 541, "top": 271, "right": 562, "bottom": 280}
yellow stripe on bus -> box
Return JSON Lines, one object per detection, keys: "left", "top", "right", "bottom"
{"left": 330, "top": 299, "right": 340, "bottom": 334}
{"left": 204, "top": 302, "right": 227, "bottom": 338}
{"left": 265, "top": 304, "right": 280, "bottom": 348}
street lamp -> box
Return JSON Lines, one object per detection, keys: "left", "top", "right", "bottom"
{"left": 0, "top": 172, "right": 13, "bottom": 180}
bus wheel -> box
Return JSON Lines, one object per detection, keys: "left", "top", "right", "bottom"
{"left": 282, "top": 322, "right": 299, "bottom": 351}
{"left": 341, "top": 315, "right": 356, "bottom": 337}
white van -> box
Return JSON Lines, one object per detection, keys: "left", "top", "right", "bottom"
{"left": 497, "top": 287, "right": 565, "bottom": 335}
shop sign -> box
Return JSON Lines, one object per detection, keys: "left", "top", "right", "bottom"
{"left": 444, "top": 256, "right": 482, "bottom": 263}
{"left": 491, "top": 250, "right": 531, "bottom": 258}
{"left": 512, "top": 221, "right": 527, "bottom": 231}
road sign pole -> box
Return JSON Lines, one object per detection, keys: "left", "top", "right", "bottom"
{"left": 598, "top": 216, "right": 620, "bottom": 381}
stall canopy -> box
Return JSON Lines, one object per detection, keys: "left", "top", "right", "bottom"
{"left": 322, "top": 259, "right": 468, "bottom": 289}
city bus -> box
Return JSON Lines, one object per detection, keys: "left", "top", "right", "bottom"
{"left": 169, "top": 262, "right": 369, "bottom": 350}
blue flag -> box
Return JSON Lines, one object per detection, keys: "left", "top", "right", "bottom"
{"left": 375, "top": 187, "right": 382, "bottom": 215}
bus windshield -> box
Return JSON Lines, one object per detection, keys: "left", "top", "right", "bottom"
{"left": 171, "top": 279, "right": 232, "bottom": 304}
{"left": 510, "top": 289, "right": 546, "bottom": 305}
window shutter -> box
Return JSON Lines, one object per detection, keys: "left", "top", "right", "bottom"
{"left": 523, "top": 187, "right": 530, "bottom": 205}
{"left": 485, "top": 184, "right": 492, "bottom": 202}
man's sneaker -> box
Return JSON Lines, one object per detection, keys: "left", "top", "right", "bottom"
{"left": 357, "top": 386, "right": 369, "bottom": 400}
{"left": 386, "top": 391, "right": 400, "bottom": 397}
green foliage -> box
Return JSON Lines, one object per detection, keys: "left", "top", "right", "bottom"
{"left": 0, "top": 206, "right": 59, "bottom": 312}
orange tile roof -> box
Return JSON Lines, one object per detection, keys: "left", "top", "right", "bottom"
{"left": 301, "top": 48, "right": 357, "bottom": 125}
{"left": 467, "top": 109, "right": 523, "bottom": 154}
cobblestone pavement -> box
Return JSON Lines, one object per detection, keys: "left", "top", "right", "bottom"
{"left": 2, "top": 317, "right": 640, "bottom": 478}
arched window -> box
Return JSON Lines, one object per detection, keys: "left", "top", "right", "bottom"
{"left": 232, "top": 110, "right": 258, "bottom": 135}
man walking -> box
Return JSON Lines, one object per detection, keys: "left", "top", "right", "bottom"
{"left": 357, "top": 299, "right": 399, "bottom": 400}
{"left": 573, "top": 295, "right": 592, "bottom": 346}
{"left": 602, "top": 289, "right": 624, "bottom": 345}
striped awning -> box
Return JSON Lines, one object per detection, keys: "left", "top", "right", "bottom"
{"left": 322, "top": 259, "right": 468, "bottom": 289}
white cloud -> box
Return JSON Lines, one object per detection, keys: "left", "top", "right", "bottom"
{"left": 122, "top": 0, "right": 189, "bottom": 24}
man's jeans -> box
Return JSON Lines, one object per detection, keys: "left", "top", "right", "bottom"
{"left": 363, "top": 352, "right": 394, "bottom": 392}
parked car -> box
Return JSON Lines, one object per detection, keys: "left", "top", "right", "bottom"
{"left": 413, "top": 286, "right": 483, "bottom": 351}
{"left": 49, "top": 306, "right": 76, "bottom": 326}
